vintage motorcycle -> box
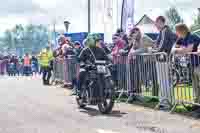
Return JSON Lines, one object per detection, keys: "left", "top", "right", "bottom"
{"left": 76, "top": 60, "right": 115, "bottom": 114}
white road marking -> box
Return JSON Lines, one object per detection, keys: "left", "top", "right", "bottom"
{"left": 96, "top": 129, "right": 120, "bottom": 133}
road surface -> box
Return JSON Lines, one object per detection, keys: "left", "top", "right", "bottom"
{"left": 0, "top": 76, "right": 199, "bottom": 133}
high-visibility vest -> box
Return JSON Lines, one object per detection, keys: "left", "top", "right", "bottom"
{"left": 40, "top": 52, "right": 49, "bottom": 67}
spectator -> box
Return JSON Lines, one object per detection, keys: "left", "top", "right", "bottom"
{"left": 111, "top": 33, "right": 125, "bottom": 58}
{"left": 155, "top": 16, "right": 177, "bottom": 109}
{"left": 71, "top": 41, "right": 83, "bottom": 94}
{"left": 173, "top": 23, "right": 200, "bottom": 115}
{"left": 17, "top": 56, "right": 23, "bottom": 76}
{"left": 111, "top": 33, "right": 126, "bottom": 90}
{"left": 59, "top": 35, "right": 76, "bottom": 87}
{"left": 116, "top": 28, "right": 129, "bottom": 46}
{"left": 122, "top": 28, "right": 147, "bottom": 56}
{"left": 23, "top": 53, "right": 31, "bottom": 76}
{"left": 31, "top": 55, "right": 39, "bottom": 76}
{"left": 155, "top": 16, "right": 177, "bottom": 54}
{"left": 9, "top": 55, "right": 18, "bottom": 76}
{"left": 125, "top": 27, "right": 143, "bottom": 102}
{"left": 73, "top": 41, "right": 82, "bottom": 57}
{"left": 38, "top": 46, "right": 53, "bottom": 85}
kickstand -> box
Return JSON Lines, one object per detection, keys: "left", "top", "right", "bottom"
{"left": 116, "top": 90, "right": 128, "bottom": 103}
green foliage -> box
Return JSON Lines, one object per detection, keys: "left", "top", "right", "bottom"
{"left": 165, "top": 7, "right": 184, "bottom": 30}
{"left": 3, "top": 30, "right": 13, "bottom": 49}
{"left": 191, "top": 9, "right": 200, "bottom": 32}
{"left": 1, "top": 24, "right": 49, "bottom": 56}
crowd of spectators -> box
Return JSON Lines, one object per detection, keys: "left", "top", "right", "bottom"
{"left": 0, "top": 15, "right": 200, "bottom": 116}
{"left": 51, "top": 15, "right": 200, "bottom": 115}
{"left": 0, "top": 54, "right": 39, "bottom": 76}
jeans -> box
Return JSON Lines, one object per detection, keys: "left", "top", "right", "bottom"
{"left": 23, "top": 66, "right": 31, "bottom": 76}
{"left": 128, "top": 58, "right": 140, "bottom": 94}
{"left": 156, "top": 62, "right": 173, "bottom": 104}
{"left": 41, "top": 66, "right": 52, "bottom": 84}
{"left": 192, "top": 66, "right": 200, "bottom": 104}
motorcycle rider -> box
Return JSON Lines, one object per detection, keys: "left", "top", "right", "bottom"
{"left": 77, "top": 35, "right": 110, "bottom": 97}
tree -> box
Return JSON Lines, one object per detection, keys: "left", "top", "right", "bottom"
{"left": 12, "top": 24, "right": 25, "bottom": 48}
{"left": 191, "top": 8, "right": 200, "bottom": 32}
{"left": 3, "top": 30, "right": 13, "bottom": 49}
{"left": 165, "top": 7, "right": 184, "bottom": 30}
{"left": 1, "top": 24, "right": 49, "bottom": 56}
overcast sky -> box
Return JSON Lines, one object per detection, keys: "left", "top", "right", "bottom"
{"left": 0, "top": 0, "right": 199, "bottom": 34}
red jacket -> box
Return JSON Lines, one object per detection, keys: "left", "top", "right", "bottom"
{"left": 111, "top": 39, "right": 125, "bottom": 56}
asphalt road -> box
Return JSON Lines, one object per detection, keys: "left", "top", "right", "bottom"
{"left": 0, "top": 76, "right": 200, "bottom": 133}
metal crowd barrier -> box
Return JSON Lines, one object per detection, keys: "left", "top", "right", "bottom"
{"left": 53, "top": 58, "right": 65, "bottom": 84}
{"left": 53, "top": 56, "right": 79, "bottom": 87}
{"left": 114, "top": 53, "right": 174, "bottom": 108}
{"left": 64, "top": 55, "right": 78, "bottom": 86}
{"left": 0, "top": 60, "right": 8, "bottom": 75}
{"left": 169, "top": 53, "right": 200, "bottom": 112}
{"left": 112, "top": 55, "right": 129, "bottom": 100}
{"left": 52, "top": 52, "right": 200, "bottom": 112}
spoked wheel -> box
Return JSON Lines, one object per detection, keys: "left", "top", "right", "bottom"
{"left": 172, "top": 68, "right": 180, "bottom": 87}
{"left": 76, "top": 89, "right": 89, "bottom": 108}
{"left": 98, "top": 89, "right": 115, "bottom": 114}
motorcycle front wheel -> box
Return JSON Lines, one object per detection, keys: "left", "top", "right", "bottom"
{"left": 98, "top": 78, "right": 115, "bottom": 114}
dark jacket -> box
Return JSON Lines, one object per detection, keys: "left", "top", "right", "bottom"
{"left": 74, "top": 48, "right": 83, "bottom": 57}
{"left": 156, "top": 26, "right": 177, "bottom": 54}
{"left": 79, "top": 47, "right": 109, "bottom": 64}
{"left": 64, "top": 47, "right": 75, "bottom": 58}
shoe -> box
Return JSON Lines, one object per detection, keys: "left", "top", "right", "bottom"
{"left": 43, "top": 81, "right": 47, "bottom": 85}
{"left": 71, "top": 89, "right": 77, "bottom": 96}
{"left": 43, "top": 80, "right": 50, "bottom": 85}
{"left": 158, "top": 104, "right": 170, "bottom": 111}
{"left": 190, "top": 108, "right": 200, "bottom": 119}
{"left": 127, "top": 95, "right": 136, "bottom": 103}
{"left": 191, "top": 105, "right": 200, "bottom": 111}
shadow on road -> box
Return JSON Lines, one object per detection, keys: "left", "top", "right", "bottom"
{"left": 79, "top": 107, "right": 127, "bottom": 117}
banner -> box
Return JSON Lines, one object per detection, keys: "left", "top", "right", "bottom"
{"left": 121, "top": 0, "right": 135, "bottom": 33}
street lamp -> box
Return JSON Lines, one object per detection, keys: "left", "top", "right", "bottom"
{"left": 64, "top": 20, "right": 70, "bottom": 32}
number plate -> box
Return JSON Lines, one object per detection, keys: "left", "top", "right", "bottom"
{"left": 97, "top": 65, "right": 106, "bottom": 74}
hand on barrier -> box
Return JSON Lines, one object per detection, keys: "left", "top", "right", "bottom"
{"left": 171, "top": 48, "right": 177, "bottom": 54}
{"left": 188, "top": 51, "right": 200, "bottom": 56}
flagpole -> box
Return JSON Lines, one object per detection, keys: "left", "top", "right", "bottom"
{"left": 88, "top": 0, "right": 91, "bottom": 33}
{"left": 120, "top": 0, "right": 125, "bottom": 30}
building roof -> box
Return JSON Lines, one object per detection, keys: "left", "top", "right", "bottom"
{"left": 135, "top": 14, "right": 158, "bottom": 33}
{"left": 136, "top": 14, "right": 155, "bottom": 26}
